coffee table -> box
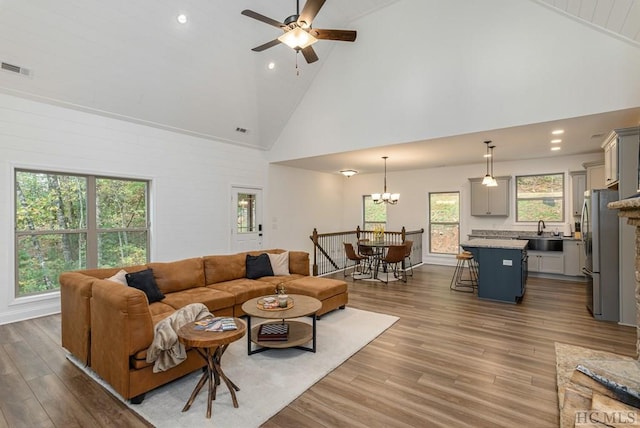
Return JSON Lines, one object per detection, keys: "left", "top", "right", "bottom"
{"left": 177, "top": 317, "right": 246, "bottom": 419}
{"left": 241, "top": 294, "right": 322, "bottom": 355}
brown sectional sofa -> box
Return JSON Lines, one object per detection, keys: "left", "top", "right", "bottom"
{"left": 60, "top": 249, "right": 347, "bottom": 403}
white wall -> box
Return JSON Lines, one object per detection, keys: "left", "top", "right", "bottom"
{"left": 269, "top": 0, "right": 640, "bottom": 162}
{"left": 0, "top": 93, "right": 269, "bottom": 324}
{"left": 267, "top": 165, "right": 345, "bottom": 256}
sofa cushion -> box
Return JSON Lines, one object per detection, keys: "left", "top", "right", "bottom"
{"left": 208, "top": 279, "right": 275, "bottom": 304}
{"left": 161, "top": 287, "right": 236, "bottom": 313}
{"left": 148, "top": 257, "right": 205, "bottom": 294}
{"left": 268, "top": 251, "right": 290, "bottom": 276}
{"left": 256, "top": 274, "right": 305, "bottom": 287}
{"left": 203, "top": 253, "right": 247, "bottom": 284}
{"left": 126, "top": 269, "right": 165, "bottom": 303}
{"left": 288, "top": 251, "right": 310, "bottom": 276}
{"left": 246, "top": 253, "right": 274, "bottom": 279}
{"left": 283, "top": 277, "right": 348, "bottom": 301}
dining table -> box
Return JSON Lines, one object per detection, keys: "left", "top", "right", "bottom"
{"left": 358, "top": 240, "right": 403, "bottom": 281}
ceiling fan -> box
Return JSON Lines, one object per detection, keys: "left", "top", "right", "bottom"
{"left": 241, "top": 0, "right": 357, "bottom": 64}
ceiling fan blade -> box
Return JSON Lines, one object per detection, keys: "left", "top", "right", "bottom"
{"left": 297, "top": 0, "right": 326, "bottom": 28}
{"left": 310, "top": 29, "right": 357, "bottom": 42}
{"left": 241, "top": 9, "right": 286, "bottom": 29}
{"left": 251, "top": 39, "right": 282, "bottom": 52}
{"left": 300, "top": 46, "right": 319, "bottom": 64}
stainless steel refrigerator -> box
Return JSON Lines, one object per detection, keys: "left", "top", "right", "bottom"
{"left": 580, "top": 189, "right": 619, "bottom": 321}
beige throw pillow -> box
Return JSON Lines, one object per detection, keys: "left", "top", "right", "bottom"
{"left": 107, "top": 269, "right": 128, "bottom": 285}
{"left": 268, "top": 252, "right": 290, "bottom": 276}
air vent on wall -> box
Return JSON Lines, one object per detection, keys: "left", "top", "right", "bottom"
{"left": 1, "top": 61, "right": 31, "bottom": 77}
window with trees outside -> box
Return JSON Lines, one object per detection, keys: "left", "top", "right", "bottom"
{"left": 363, "top": 195, "right": 386, "bottom": 230}
{"left": 429, "top": 192, "right": 460, "bottom": 254}
{"left": 15, "top": 170, "right": 149, "bottom": 297}
{"left": 516, "top": 173, "right": 564, "bottom": 222}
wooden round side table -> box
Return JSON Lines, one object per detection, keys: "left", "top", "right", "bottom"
{"left": 177, "top": 317, "right": 246, "bottom": 419}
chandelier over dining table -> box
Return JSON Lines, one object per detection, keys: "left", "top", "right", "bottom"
{"left": 371, "top": 156, "right": 400, "bottom": 204}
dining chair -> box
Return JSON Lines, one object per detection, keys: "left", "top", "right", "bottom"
{"left": 380, "top": 244, "right": 407, "bottom": 284}
{"left": 343, "top": 242, "right": 370, "bottom": 280}
{"left": 403, "top": 240, "right": 414, "bottom": 277}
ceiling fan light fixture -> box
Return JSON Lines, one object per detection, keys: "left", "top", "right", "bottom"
{"left": 278, "top": 27, "right": 317, "bottom": 49}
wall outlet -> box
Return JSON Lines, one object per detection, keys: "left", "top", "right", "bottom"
{"left": 503, "top": 259, "right": 513, "bottom": 266}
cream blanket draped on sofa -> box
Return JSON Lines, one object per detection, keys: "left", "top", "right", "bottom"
{"left": 146, "top": 303, "right": 213, "bottom": 372}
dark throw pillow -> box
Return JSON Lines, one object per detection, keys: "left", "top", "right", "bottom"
{"left": 125, "top": 268, "right": 165, "bottom": 303}
{"left": 246, "top": 253, "right": 274, "bottom": 279}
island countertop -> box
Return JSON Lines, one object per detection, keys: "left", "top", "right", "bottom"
{"left": 461, "top": 238, "right": 529, "bottom": 250}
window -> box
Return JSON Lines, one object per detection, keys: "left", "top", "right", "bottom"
{"left": 363, "top": 195, "right": 386, "bottom": 230}
{"left": 236, "top": 193, "right": 256, "bottom": 233}
{"left": 429, "top": 192, "right": 460, "bottom": 254}
{"left": 15, "top": 170, "right": 149, "bottom": 297}
{"left": 516, "top": 173, "right": 564, "bottom": 222}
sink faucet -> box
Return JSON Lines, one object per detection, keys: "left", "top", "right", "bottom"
{"left": 537, "top": 219, "right": 546, "bottom": 236}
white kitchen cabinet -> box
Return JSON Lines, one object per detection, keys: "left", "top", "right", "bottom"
{"left": 469, "top": 176, "right": 510, "bottom": 216}
{"left": 570, "top": 171, "right": 586, "bottom": 217}
{"left": 527, "top": 251, "right": 564, "bottom": 274}
{"left": 563, "top": 240, "right": 585, "bottom": 276}
{"left": 603, "top": 135, "right": 619, "bottom": 188}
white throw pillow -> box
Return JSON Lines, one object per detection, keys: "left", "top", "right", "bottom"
{"left": 107, "top": 269, "right": 128, "bottom": 285}
{"left": 268, "top": 252, "right": 290, "bottom": 276}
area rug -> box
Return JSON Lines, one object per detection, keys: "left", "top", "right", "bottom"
{"left": 68, "top": 307, "right": 398, "bottom": 427}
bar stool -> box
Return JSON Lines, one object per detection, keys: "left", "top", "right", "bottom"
{"left": 450, "top": 251, "right": 478, "bottom": 293}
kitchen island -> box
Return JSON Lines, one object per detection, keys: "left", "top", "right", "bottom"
{"left": 461, "top": 239, "right": 529, "bottom": 303}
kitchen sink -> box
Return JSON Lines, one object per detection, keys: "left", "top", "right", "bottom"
{"left": 517, "top": 236, "right": 563, "bottom": 252}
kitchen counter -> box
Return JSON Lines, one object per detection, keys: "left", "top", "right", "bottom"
{"left": 461, "top": 240, "right": 528, "bottom": 303}
{"left": 461, "top": 239, "right": 528, "bottom": 250}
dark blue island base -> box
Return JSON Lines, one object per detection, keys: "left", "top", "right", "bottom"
{"left": 462, "top": 239, "right": 529, "bottom": 304}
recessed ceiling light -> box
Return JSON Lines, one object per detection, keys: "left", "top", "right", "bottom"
{"left": 551, "top": 139, "right": 562, "bottom": 143}
{"left": 552, "top": 129, "right": 564, "bottom": 135}
{"left": 551, "top": 147, "right": 561, "bottom": 151}
{"left": 177, "top": 14, "right": 187, "bottom": 24}
{"left": 267, "top": 62, "right": 275, "bottom": 70}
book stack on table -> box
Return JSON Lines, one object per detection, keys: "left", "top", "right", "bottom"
{"left": 194, "top": 317, "right": 237, "bottom": 332}
{"left": 257, "top": 323, "right": 289, "bottom": 341}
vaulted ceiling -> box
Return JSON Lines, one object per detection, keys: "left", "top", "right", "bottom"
{"left": 0, "top": 0, "right": 638, "bottom": 169}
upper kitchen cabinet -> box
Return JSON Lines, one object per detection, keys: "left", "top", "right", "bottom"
{"left": 583, "top": 160, "right": 605, "bottom": 190}
{"left": 603, "top": 134, "right": 619, "bottom": 188}
{"left": 570, "top": 171, "right": 586, "bottom": 217}
{"left": 469, "top": 176, "right": 510, "bottom": 216}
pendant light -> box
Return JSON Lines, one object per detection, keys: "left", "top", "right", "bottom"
{"left": 481, "top": 140, "right": 498, "bottom": 187}
{"left": 487, "top": 144, "right": 498, "bottom": 187}
{"left": 371, "top": 156, "right": 399, "bottom": 204}
{"left": 481, "top": 140, "right": 493, "bottom": 185}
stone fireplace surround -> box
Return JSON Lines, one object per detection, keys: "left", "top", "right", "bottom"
{"left": 556, "top": 197, "right": 640, "bottom": 427}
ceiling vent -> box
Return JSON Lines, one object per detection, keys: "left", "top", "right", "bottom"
{"left": 1, "top": 61, "right": 31, "bottom": 77}
{"left": 590, "top": 132, "right": 605, "bottom": 139}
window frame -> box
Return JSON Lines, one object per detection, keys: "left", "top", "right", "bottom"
{"left": 14, "top": 168, "right": 150, "bottom": 298}
{"left": 428, "top": 191, "right": 460, "bottom": 255}
{"left": 515, "top": 172, "right": 565, "bottom": 223}
{"left": 362, "top": 195, "right": 387, "bottom": 230}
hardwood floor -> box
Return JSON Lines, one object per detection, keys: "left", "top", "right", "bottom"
{"left": 0, "top": 264, "right": 635, "bottom": 427}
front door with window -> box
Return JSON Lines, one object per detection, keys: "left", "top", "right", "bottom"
{"left": 231, "top": 187, "right": 263, "bottom": 252}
